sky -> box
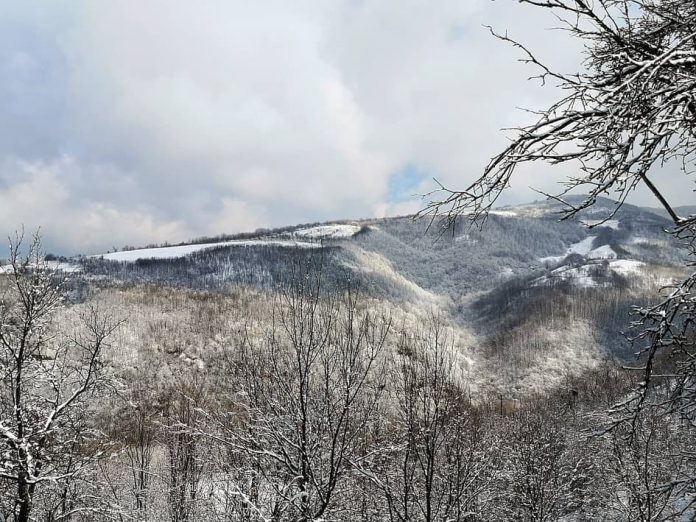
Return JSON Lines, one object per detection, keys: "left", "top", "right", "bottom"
{"left": 0, "top": 0, "right": 693, "bottom": 255}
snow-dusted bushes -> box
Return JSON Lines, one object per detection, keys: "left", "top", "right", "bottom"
{"left": 0, "top": 233, "right": 120, "bottom": 521}
{"left": 3, "top": 241, "right": 695, "bottom": 520}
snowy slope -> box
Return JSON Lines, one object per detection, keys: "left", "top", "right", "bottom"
{"left": 587, "top": 244, "right": 617, "bottom": 259}
{"left": 489, "top": 210, "right": 518, "bottom": 217}
{"left": 97, "top": 239, "right": 320, "bottom": 261}
{"left": 609, "top": 259, "right": 644, "bottom": 275}
{"left": 293, "top": 224, "right": 363, "bottom": 239}
{"left": 581, "top": 219, "right": 620, "bottom": 230}
{"left": 533, "top": 259, "right": 646, "bottom": 287}
{"left": 0, "top": 261, "right": 81, "bottom": 274}
{"left": 540, "top": 236, "right": 620, "bottom": 264}
{"left": 540, "top": 236, "right": 596, "bottom": 263}
{"left": 93, "top": 224, "right": 361, "bottom": 262}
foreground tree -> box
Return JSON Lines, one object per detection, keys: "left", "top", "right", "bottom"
{"left": 364, "top": 318, "right": 492, "bottom": 521}
{"left": 601, "top": 405, "right": 691, "bottom": 521}
{"left": 209, "top": 263, "right": 391, "bottom": 521}
{"left": 0, "top": 232, "right": 119, "bottom": 521}
{"left": 162, "top": 374, "right": 209, "bottom": 522}
{"left": 422, "top": 0, "right": 696, "bottom": 226}
{"left": 495, "top": 404, "right": 596, "bottom": 521}
{"left": 420, "top": 0, "right": 696, "bottom": 509}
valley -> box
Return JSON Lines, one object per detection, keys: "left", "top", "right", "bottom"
{"left": 1, "top": 196, "right": 692, "bottom": 520}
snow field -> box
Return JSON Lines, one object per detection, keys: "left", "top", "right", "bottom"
{"left": 97, "top": 239, "right": 321, "bottom": 261}
{"left": 292, "top": 224, "right": 363, "bottom": 239}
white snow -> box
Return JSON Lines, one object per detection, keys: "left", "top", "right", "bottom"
{"left": 582, "top": 207, "right": 617, "bottom": 217}
{"left": 534, "top": 258, "right": 645, "bottom": 287}
{"left": 628, "top": 236, "right": 666, "bottom": 247}
{"left": 581, "top": 219, "right": 620, "bottom": 230}
{"left": 95, "top": 224, "right": 360, "bottom": 262}
{"left": 534, "top": 264, "right": 599, "bottom": 288}
{"left": 570, "top": 236, "right": 597, "bottom": 256}
{"left": 608, "top": 259, "right": 644, "bottom": 275}
{"left": 97, "top": 239, "right": 320, "bottom": 262}
{"left": 538, "top": 255, "right": 564, "bottom": 265}
{"left": 499, "top": 267, "right": 515, "bottom": 278}
{"left": 511, "top": 203, "right": 552, "bottom": 217}
{"left": 293, "top": 224, "right": 362, "bottom": 239}
{"left": 46, "top": 261, "right": 82, "bottom": 273}
{"left": 0, "top": 261, "right": 81, "bottom": 274}
{"left": 587, "top": 244, "right": 617, "bottom": 259}
{"left": 540, "top": 236, "right": 596, "bottom": 264}
{"left": 489, "top": 210, "right": 518, "bottom": 217}
{"left": 540, "top": 236, "right": 618, "bottom": 263}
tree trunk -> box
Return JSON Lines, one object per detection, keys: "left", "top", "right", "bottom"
{"left": 16, "top": 472, "right": 32, "bottom": 522}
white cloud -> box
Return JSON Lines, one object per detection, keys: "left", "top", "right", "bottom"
{"left": 0, "top": 157, "right": 192, "bottom": 254}
{"left": 208, "top": 197, "right": 268, "bottom": 238}
{"left": 0, "top": 0, "right": 692, "bottom": 254}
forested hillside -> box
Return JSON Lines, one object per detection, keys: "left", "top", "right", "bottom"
{"left": 81, "top": 196, "right": 686, "bottom": 297}
{"left": 80, "top": 196, "right": 689, "bottom": 365}
{"left": 0, "top": 198, "right": 692, "bottom": 520}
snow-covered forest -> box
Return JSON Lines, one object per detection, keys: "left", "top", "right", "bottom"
{"left": 1, "top": 196, "right": 694, "bottom": 520}
{"left": 2, "top": 0, "right": 696, "bottom": 520}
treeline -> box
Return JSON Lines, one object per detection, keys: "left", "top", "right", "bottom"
{"left": 81, "top": 245, "right": 363, "bottom": 295}
{"left": 77, "top": 209, "right": 687, "bottom": 309}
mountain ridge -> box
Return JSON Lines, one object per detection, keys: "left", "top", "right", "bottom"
{"left": 1, "top": 196, "right": 680, "bottom": 400}
{"left": 72, "top": 196, "right": 688, "bottom": 383}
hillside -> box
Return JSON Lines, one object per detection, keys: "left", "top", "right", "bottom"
{"left": 81, "top": 196, "right": 685, "bottom": 293}
{"left": 61, "top": 196, "right": 686, "bottom": 397}
{"left": 2, "top": 196, "right": 691, "bottom": 520}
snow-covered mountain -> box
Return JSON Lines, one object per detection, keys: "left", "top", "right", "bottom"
{"left": 84, "top": 196, "right": 683, "bottom": 290}
{"left": 69, "top": 196, "right": 687, "bottom": 396}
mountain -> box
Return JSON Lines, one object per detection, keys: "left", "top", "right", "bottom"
{"left": 69, "top": 196, "right": 687, "bottom": 398}
{"left": 6, "top": 196, "right": 691, "bottom": 519}
{"left": 81, "top": 196, "right": 685, "bottom": 295}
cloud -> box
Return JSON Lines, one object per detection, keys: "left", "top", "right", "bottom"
{"left": 0, "top": 0, "right": 692, "bottom": 254}
{"left": 0, "top": 156, "right": 192, "bottom": 254}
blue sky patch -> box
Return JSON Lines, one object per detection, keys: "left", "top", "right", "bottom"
{"left": 387, "top": 164, "right": 429, "bottom": 202}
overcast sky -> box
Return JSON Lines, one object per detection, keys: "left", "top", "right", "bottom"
{"left": 1, "top": 0, "right": 693, "bottom": 255}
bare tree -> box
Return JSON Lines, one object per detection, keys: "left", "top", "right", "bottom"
{"left": 419, "top": 0, "right": 696, "bottom": 493}
{"left": 213, "top": 263, "right": 391, "bottom": 521}
{"left": 162, "top": 373, "right": 208, "bottom": 522}
{"left": 600, "top": 406, "right": 691, "bottom": 521}
{"left": 113, "top": 369, "right": 159, "bottom": 516}
{"left": 361, "top": 317, "right": 493, "bottom": 522}
{"left": 0, "top": 231, "right": 120, "bottom": 522}
{"left": 495, "top": 405, "right": 595, "bottom": 521}
{"left": 420, "top": 0, "right": 696, "bottom": 227}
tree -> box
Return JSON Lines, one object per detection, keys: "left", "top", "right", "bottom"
{"left": 211, "top": 262, "right": 391, "bottom": 521}
{"left": 115, "top": 370, "right": 159, "bottom": 515}
{"left": 162, "top": 373, "right": 209, "bottom": 522}
{"left": 363, "top": 317, "right": 493, "bottom": 521}
{"left": 419, "top": 0, "right": 696, "bottom": 507}
{"left": 0, "top": 231, "right": 119, "bottom": 522}
{"left": 494, "top": 405, "right": 595, "bottom": 521}
{"left": 421, "top": 0, "right": 696, "bottom": 227}
{"left": 421, "top": 0, "right": 696, "bottom": 421}
{"left": 600, "top": 405, "right": 691, "bottom": 521}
